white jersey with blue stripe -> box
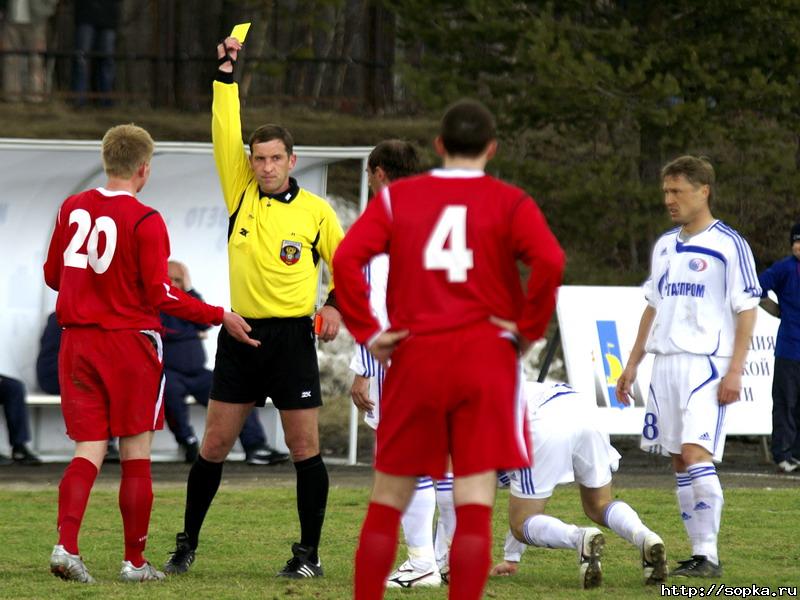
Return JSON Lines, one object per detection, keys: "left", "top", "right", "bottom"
{"left": 348, "top": 253, "right": 389, "bottom": 378}
{"left": 643, "top": 220, "right": 761, "bottom": 356}
{"left": 348, "top": 253, "right": 389, "bottom": 428}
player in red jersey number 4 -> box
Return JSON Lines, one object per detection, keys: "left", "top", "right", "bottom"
{"left": 43, "top": 124, "right": 257, "bottom": 584}
{"left": 334, "top": 100, "right": 566, "bottom": 600}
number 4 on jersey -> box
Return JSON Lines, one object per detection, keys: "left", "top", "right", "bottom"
{"left": 423, "top": 205, "right": 473, "bottom": 282}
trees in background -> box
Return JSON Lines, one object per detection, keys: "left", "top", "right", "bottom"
{"left": 392, "top": 1, "right": 800, "bottom": 280}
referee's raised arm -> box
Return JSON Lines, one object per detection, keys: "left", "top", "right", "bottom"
{"left": 211, "top": 36, "right": 250, "bottom": 214}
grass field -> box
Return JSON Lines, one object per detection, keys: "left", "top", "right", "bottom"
{"left": 0, "top": 483, "right": 797, "bottom": 599}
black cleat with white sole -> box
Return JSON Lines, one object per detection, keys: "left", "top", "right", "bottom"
{"left": 276, "top": 543, "right": 323, "bottom": 578}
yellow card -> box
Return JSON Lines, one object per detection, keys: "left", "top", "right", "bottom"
{"left": 230, "top": 22, "right": 251, "bottom": 43}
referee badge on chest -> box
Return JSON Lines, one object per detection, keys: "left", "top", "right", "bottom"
{"left": 280, "top": 240, "right": 302, "bottom": 265}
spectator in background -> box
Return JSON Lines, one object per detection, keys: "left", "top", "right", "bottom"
{"left": 1, "top": 0, "right": 58, "bottom": 102}
{"left": 0, "top": 373, "right": 42, "bottom": 465}
{"left": 36, "top": 311, "right": 60, "bottom": 395}
{"left": 163, "top": 261, "right": 289, "bottom": 466}
{"left": 758, "top": 223, "right": 800, "bottom": 474}
{"left": 71, "top": 0, "right": 121, "bottom": 107}
{"left": 36, "top": 312, "right": 120, "bottom": 462}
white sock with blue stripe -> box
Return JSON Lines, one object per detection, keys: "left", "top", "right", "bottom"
{"left": 522, "top": 514, "right": 581, "bottom": 550}
{"left": 401, "top": 477, "right": 436, "bottom": 570}
{"left": 603, "top": 500, "right": 650, "bottom": 548}
{"left": 675, "top": 471, "right": 702, "bottom": 552}
{"left": 433, "top": 474, "right": 455, "bottom": 571}
{"left": 687, "top": 462, "right": 723, "bottom": 565}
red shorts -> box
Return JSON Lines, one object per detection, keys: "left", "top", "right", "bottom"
{"left": 59, "top": 328, "right": 165, "bottom": 441}
{"left": 375, "top": 321, "right": 530, "bottom": 479}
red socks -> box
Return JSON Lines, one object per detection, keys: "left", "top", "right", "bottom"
{"left": 449, "top": 504, "right": 493, "bottom": 600}
{"left": 57, "top": 457, "right": 99, "bottom": 555}
{"left": 119, "top": 459, "right": 153, "bottom": 567}
{"left": 354, "top": 502, "right": 402, "bottom": 600}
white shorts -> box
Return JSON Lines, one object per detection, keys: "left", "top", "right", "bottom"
{"left": 642, "top": 353, "right": 729, "bottom": 461}
{"left": 509, "top": 404, "right": 619, "bottom": 500}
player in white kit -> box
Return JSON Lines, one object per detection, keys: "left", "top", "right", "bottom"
{"left": 490, "top": 381, "right": 667, "bottom": 588}
{"left": 616, "top": 156, "right": 760, "bottom": 578}
{"left": 349, "top": 140, "right": 456, "bottom": 588}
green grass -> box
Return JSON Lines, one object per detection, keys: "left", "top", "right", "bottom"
{"left": 0, "top": 485, "right": 797, "bottom": 599}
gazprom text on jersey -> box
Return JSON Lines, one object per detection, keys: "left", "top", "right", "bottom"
{"left": 664, "top": 282, "right": 706, "bottom": 298}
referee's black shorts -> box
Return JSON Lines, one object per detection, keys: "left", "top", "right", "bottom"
{"left": 211, "top": 316, "right": 321, "bottom": 410}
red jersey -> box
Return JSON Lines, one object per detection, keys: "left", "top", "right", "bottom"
{"left": 333, "top": 169, "right": 565, "bottom": 344}
{"left": 44, "top": 187, "right": 223, "bottom": 330}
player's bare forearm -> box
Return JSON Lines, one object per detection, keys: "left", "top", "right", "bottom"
{"left": 719, "top": 307, "right": 757, "bottom": 405}
{"left": 627, "top": 305, "right": 656, "bottom": 369}
{"left": 616, "top": 306, "right": 655, "bottom": 405}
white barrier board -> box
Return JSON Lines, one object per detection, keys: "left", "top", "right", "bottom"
{"left": 556, "top": 285, "right": 777, "bottom": 435}
{"left": 0, "top": 139, "right": 370, "bottom": 389}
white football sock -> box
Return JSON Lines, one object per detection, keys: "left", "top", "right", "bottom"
{"left": 687, "top": 462, "right": 723, "bottom": 565}
{"left": 522, "top": 514, "right": 582, "bottom": 550}
{"left": 675, "top": 471, "right": 703, "bottom": 553}
{"left": 401, "top": 477, "right": 436, "bottom": 570}
{"left": 603, "top": 500, "right": 650, "bottom": 548}
{"left": 433, "top": 474, "right": 455, "bottom": 570}
{"left": 503, "top": 529, "right": 526, "bottom": 562}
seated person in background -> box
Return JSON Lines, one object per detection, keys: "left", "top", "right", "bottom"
{"left": 0, "top": 374, "right": 42, "bottom": 465}
{"left": 36, "top": 312, "right": 61, "bottom": 395}
{"left": 36, "top": 313, "right": 119, "bottom": 462}
{"left": 163, "top": 261, "right": 288, "bottom": 465}
{"left": 490, "top": 381, "right": 666, "bottom": 589}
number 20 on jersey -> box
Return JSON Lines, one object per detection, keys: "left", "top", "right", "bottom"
{"left": 63, "top": 209, "right": 118, "bottom": 274}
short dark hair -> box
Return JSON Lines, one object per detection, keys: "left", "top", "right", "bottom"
{"left": 368, "top": 140, "right": 420, "bottom": 181}
{"left": 248, "top": 124, "right": 294, "bottom": 155}
{"left": 661, "top": 155, "right": 715, "bottom": 203}
{"left": 439, "top": 99, "right": 496, "bottom": 157}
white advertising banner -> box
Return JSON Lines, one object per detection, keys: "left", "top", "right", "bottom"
{"left": 556, "top": 285, "right": 777, "bottom": 436}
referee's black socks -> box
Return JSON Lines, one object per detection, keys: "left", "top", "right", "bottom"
{"left": 294, "top": 453, "right": 329, "bottom": 562}
{"left": 184, "top": 455, "right": 224, "bottom": 549}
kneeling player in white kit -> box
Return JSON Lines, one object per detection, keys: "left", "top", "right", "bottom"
{"left": 490, "top": 381, "right": 667, "bottom": 588}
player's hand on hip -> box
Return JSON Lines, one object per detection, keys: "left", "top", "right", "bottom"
{"left": 615, "top": 366, "right": 637, "bottom": 406}
{"left": 316, "top": 305, "right": 342, "bottom": 342}
{"left": 489, "top": 315, "right": 532, "bottom": 355}
{"left": 350, "top": 375, "right": 374, "bottom": 412}
{"left": 490, "top": 561, "right": 519, "bottom": 577}
{"left": 368, "top": 330, "right": 409, "bottom": 367}
{"left": 222, "top": 311, "right": 260, "bottom": 348}
{"left": 718, "top": 371, "right": 742, "bottom": 405}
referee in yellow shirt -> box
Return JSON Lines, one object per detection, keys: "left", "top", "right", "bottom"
{"left": 165, "top": 35, "right": 344, "bottom": 579}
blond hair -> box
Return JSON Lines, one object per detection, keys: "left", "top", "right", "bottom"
{"left": 101, "top": 124, "right": 154, "bottom": 178}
